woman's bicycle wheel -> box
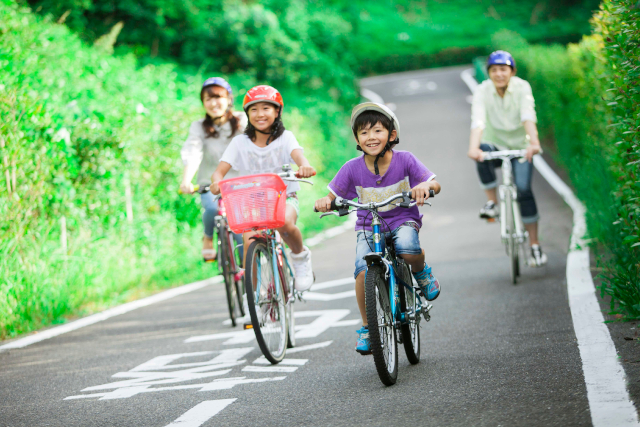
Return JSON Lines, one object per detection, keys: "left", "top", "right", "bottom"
{"left": 245, "top": 239, "right": 287, "bottom": 364}
{"left": 229, "top": 231, "right": 245, "bottom": 316}
{"left": 505, "top": 193, "right": 519, "bottom": 285}
{"left": 218, "top": 226, "right": 240, "bottom": 326}
{"left": 365, "top": 265, "right": 398, "bottom": 386}
{"left": 397, "top": 261, "right": 420, "bottom": 365}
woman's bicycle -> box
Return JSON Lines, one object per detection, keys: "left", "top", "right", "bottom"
{"left": 219, "top": 165, "right": 312, "bottom": 363}
{"left": 318, "top": 191, "right": 435, "bottom": 386}
{"left": 481, "top": 149, "right": 529, "bottom": 284}
{"left": 181, "top": 185, "right": 245, "bottom": 327}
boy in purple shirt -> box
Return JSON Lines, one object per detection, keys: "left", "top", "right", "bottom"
{"left": 314, "top": 102, "right": 441, "bottom": 355}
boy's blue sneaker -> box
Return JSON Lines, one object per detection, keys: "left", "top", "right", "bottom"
{"left": 355, "top": 327, "right": 372, "bottom": 355}
{"left": 413, "top": 264, "right": 440, "bottom": 301}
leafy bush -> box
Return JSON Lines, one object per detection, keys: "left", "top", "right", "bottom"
{"left": 26, "top": 0, "right": 599, "bottom": 77}
{"left": 0, "top": 0, "right": 354, "bottom": 338}
{"left": 486, "top": 0, "right": 639, "bottom": 318}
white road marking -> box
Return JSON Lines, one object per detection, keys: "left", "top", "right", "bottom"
{"left": 460, "top": 67, "right": 640, "bottom": 427}
{"left": 65, "top": 377, "right": 286, "bottom": 400}
{"left": 285, "top": 341, "right": 333, "bottom": 353}
{"left": 189, "top": 310, "right": 354, "bottom": 344}
{"left": 252, "top": 356, "right": 308, "bottom": 365}
{"left": 310, "top": 277, "right": 354, "bottom": 291}
{"left": 0, "top": 277, "right": 223, "bottom": 352}
{"left": 242, "top": 366, "right": 299, "bottom": 373}
{"left": 165, "top": 399, "right": 236, "bottom": 427}
{"left": 303, "top": 290, "right": 356, "bottom": 301}
{"left": 361, "top": 88, "right": 385, "bottom": 104}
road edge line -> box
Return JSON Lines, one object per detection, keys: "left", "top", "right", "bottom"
{"left": 0, "top": 276, "right": 223, "bottom": 352}
{"left": 460, "top": 67, "right": 639, "bottom": 427}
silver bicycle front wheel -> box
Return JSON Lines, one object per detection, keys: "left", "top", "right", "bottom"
{"left": 245, "top": 240, "right": 287, "bottom": 363}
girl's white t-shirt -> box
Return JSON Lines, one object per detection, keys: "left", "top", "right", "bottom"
{"left": 220, "top": 130, "right": 303, "bottom": 194}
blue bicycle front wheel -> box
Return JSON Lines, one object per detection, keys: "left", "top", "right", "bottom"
{"left": 365, "top": 265, "right": 398, "bottom": 386}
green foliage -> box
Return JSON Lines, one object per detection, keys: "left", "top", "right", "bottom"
{"left": 592, "top": 0, "right": 640, "bottom": 317}
{"left": 0, "top": 0, "right": 354, "bottom": 338}
{"left": 488, "top": 1, "right": 640, "bottom": 318}
{"left": 26, "top": 0, "right": 599, "bottom": 77}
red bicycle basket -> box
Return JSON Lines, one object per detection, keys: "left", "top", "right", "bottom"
{"left": 219, "top": 174, "right": 287, "bottom": 233}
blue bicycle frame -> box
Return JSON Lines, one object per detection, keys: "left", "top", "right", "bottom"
{"left": 367, "top": 214, "right": 423, "bottom": 327}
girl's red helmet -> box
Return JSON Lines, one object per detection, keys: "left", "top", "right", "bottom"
{"left": 242, "top": 85, "right": 284, "bottom": 111}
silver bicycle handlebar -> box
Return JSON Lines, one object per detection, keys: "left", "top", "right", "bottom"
{"left": 482, "top": 149, "right": 527, "bottom": 161}
{"left": 278, "top": 164, "right": 314, "bottom": 186}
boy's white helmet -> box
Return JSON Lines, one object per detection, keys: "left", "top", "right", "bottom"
{"left": 350, "top": 102, "right": 400, "bottom": 139}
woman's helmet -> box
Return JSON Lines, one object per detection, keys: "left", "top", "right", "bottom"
{"left": 350, "top": 102, "right": 400, "bottom": 175}
{"left": 201, "top": 77, "right": 233, "bottom": 96}
{"left": 487, "top": 50, "right": 516, "bottom": 70}
{"left": 243, "top": 85, "right": 284, "bottom": 111}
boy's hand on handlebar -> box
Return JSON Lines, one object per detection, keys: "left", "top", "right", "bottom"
{"left": 296, "top": 165, "right": 316, "bottom": 179}
{"left": 314, "top": 196, "right": 333, "bottom": 213}
{"left": 411, "top": 182, "right": 432, "bottom": 207}
{"left": 180, "top": 182, "right": 195, "bottom": 194}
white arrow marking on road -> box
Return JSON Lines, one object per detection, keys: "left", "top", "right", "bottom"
{"left": 65, "top": 377, "right": 286, "bottom": 400}
{"left": 190, "top": 310, "right": 356, "bottom": 344}
{"left": 165, "top": 399, "right": 236, "bottom": 427}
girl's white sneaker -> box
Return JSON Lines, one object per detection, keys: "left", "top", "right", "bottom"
{"left": 290, "top": 246, "right": 315, "bottom": 291}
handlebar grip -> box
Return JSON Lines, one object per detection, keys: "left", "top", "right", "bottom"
{"left": 429, "top": 189, "right": 435, "bottom": 198}
{"left": 330, "top": 199, "right": 339, "bottom": 211}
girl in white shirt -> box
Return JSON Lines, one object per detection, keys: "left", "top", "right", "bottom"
{"left": 180, "top": 77, "right": 246, "bottom": 261}
{"left": 210, "top": 85, "right": 316, "bottom": 291}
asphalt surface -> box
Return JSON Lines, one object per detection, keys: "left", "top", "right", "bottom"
{"left": 0, "top": 66, "right": 592, "bottom": 426}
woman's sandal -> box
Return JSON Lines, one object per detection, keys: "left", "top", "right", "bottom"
{"left": 202, "top": 248, "right": 217, "bottom": 262}
{"left": 202, "top": 236, "right": 217, "bottom": 262}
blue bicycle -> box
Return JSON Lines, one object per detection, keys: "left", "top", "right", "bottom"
{"left": 319, "top": 191, "right": 435, "bottom": 385}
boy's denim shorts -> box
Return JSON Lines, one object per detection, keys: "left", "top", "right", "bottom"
{"left": 354, "top": 222, "right": 421, "bottom": 278}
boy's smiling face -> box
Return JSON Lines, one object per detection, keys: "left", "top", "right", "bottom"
{"left": 356, "top": 121, "right": 397, "bottom": 156}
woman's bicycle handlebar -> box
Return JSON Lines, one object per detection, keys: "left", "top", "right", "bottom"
{"left": 482, "top": 149, "right": 527, "bottom": 161}
{"left": 315, "top": 190, "right": 435, "bottom": 218}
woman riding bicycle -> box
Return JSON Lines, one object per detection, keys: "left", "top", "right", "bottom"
{"left": 180, "top": 77, "right": 246, "bottom": 261}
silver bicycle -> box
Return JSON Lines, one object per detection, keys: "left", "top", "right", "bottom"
{"left": 482, "top": 149, "right": 529, "bottom": 284}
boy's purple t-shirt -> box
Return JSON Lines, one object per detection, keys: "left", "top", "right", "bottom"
{"left": 328, "top": 150, "right": 435, "bottom": 232}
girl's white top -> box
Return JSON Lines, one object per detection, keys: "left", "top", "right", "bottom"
{"left": 220, "top": 130, "right": 303, "bottom": 195}
{"left": 180, "top": 113, "right": 247, "bottom": 187}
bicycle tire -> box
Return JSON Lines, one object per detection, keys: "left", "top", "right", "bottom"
{"left": 219, "top": 227, "right": 238, "bottom": 327}
{"left": 506, "top": 194, "right": 518, "bottom": 285}
{"left": 229, "top": 233, "right": 245, "bottom": 316}
{"left": 365, "top": 265, "right": 398, "bottom": 386}
{"left": 245, "top": 239, "right": 287, "bottom": 364}
{"left": 280, "top": 249, "right": 296, "bottom": 349}
{"left": 397, "top": 261, "right": 420, "bottom": 365}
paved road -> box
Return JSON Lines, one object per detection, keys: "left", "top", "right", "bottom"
{"left": 0, "top": 66, "right": 591, "bottom": 426}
